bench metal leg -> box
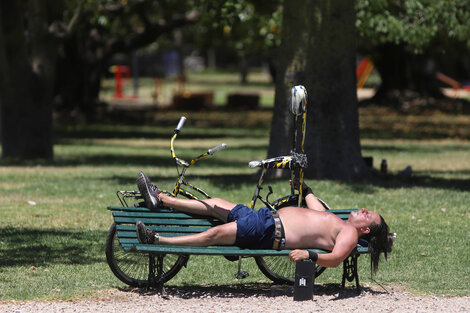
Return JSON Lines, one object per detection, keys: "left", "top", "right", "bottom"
{"left": 148, "top": 254, "right": 168, "bottom": 297}
{"left": 341, "top": 254, "right": 361, "bottom": 292}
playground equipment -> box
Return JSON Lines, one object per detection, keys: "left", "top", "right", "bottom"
{"left": 436, "top": 72, "right": 470, "bottom": 97}
{"left": 109, "top": 65, "right": 137, "bottom": 99}
{"left": 356, "top": 58, "right": 374, "bottom": 89}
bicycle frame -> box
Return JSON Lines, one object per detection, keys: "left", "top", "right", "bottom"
{"left": 169, "top": 117, "right": 226, "bottom": 199}
{"left": 249, "top": 85, "right": 308, "bottom": 210}
{"left": 292, "top": 86, "right": 308, "bottom": 205}
{"left": 116, "top": 117, "right": 226, "bottom": 207}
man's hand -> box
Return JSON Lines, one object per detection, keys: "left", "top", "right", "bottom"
{"left": 289, "top": 249, "right": 309, "bottom": 262}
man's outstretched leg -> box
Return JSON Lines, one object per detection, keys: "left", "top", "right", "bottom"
{"left": 136, "top": 220, "right": 237, "bottom": 246}
{"left": 136, "top": 172, "right": 235, "bottom": 222}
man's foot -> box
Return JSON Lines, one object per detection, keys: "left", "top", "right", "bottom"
{"left": 136, "top": 172, "right": 162, "bottom": 209}
{"left": 136, "top": 221, "right": 159, "bottom": 244}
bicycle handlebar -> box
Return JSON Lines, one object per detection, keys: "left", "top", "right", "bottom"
{"left": 208, "top": 143, "right": 227, "bottom": 155}
{"left": 175, "top": 116, "right": 186, "bottom": 132}
{"left": 248, "top": 153, "right": 307, "bottom": 169}
{"left": 171, "top": 117, "right": 227, "bottom": 166}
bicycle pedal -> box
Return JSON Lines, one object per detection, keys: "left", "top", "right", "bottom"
{"left": 234, "top": 271, "right": 249, "bottom": 279}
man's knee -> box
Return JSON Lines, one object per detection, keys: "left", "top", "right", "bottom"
{"left": 204, "top": 227, "right": 224, "bottom": 245}
{"left": 205, "top": 223, "right": 236, "bottom": 245}
{"left": 203, "top": 198, "right": 228, "bottom": 211}
{"left": 205, "top": 197, "right": 223, "bottom": 205}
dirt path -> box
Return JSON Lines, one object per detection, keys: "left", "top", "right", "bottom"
{"left": 1, "top": 284, "right": 469, "bottom": 313}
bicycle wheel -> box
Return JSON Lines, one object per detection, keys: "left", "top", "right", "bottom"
{"left": 105, "top": 222, "right": 188, "bottom": 287}
{"left": 255, "top": 255, "right": 326, "bottom": 284}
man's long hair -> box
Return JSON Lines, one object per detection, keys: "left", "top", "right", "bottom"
{"left": 361, "top": 215, "right": 393, "bottom": 273}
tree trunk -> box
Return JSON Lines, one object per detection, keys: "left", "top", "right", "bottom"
{"left": 55, "top": 54, "right": 104, "bottom": 120}
{"left": 0, "top": 5, "right": 5, "bottom": 140}
{"left": 239, "top": 51, "right": 249, "bottom": 84}
{"left": 267, "top": 0, "right": 368, "bottom": 180}
{"left": 0, "top": 1, "right": 59, "bottom": 159}
{"left": 371, "top": 44, "right": 443, "bottom": 102}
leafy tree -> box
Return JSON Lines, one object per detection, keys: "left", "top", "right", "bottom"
{"left": 1, "top": 0, "right": 197, "bottom": 159}
{"left": 356, "top": 0, "right": 470, "bottom": 103}
{"left": 195, "top": 0, "right": 282, "bottom": 83}
{"left": 356, "top": 0, "right": 470, "bottom": 51}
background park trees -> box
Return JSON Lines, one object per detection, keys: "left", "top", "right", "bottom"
{"left": 356, "top": 0, "right": 470, "bottom": 105}
{"left": 1, "top": 0, "right": 198, "bottom": 159}
{"left": 1, "top": 0, "right": 469, "bottom": 181}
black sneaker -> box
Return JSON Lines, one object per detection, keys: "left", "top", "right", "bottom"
{"left": 136, "top": 172, "right": 162, "bottom": 209}
{"left": 136, "top": 221, "right": 159, "bottom": 244}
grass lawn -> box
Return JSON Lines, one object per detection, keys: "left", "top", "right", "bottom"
{"left": 1, "top": 78, "right": 470, "bottom": 300}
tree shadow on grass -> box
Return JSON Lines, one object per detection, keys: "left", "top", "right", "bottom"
{"left": 361, "top": 128, "right": 470, "bottom": 140}
{"left": 0, "top": 228, "right": 106, "bottom": 267}
{"left": 346, "top": 172, "right": 470, "bottom": 194}
{"left": 200, "top": 171, "right": 470, "bottom": 194}
{"left": 54, "top": 124, "right": 269, "bottom": 141}
{"left": 108, "top": 172, "right": 259, "bottom": 189}
{"left": 362, "top": 143, "right": 470, "bottom": 153}
{"left": 107, "top": 169, "right": 470, "bottom": 199}
{"left": 0, "top": 151, "right": 262, "bottom": 168}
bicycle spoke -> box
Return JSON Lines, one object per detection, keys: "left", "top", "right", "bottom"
{"left": 256, "top": 255, "right": 295, "bottom": 284}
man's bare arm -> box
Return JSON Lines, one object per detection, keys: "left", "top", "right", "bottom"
{"left": 288, "top": 228, "right": 358, "bottom": 267}
{"left": 304, "top": 193, "right": 327, "bottom": 212}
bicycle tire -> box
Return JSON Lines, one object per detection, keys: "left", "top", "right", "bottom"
{"left": 105, "top": 222, "right": 188, "bottom": 287}
{"left": 255, "top": 255, "right": 326, "bottom": 284}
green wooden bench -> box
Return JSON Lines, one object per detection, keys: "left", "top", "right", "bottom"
{"left": 105, "top": 205, "right": 370, "bottom": 291}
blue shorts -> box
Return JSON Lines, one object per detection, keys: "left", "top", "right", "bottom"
{"left": 227, "top": 204, "right": 275, "bottom": 249}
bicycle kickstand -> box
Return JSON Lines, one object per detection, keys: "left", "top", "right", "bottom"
{"left": 234, "top": 256, "right": 249, "bottom": 279}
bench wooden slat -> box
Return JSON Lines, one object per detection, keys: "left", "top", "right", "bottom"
{"left": 109, "top": 206, "right": 357, "bottom": 214}
{"left": 117, "top": 243, "right": 368, "bottom": 255}
{"left": 332, "top": 213, "right": 352, "bottom": 220}
{"left": 117, "top": 232, "right": 369, "bottom": 253}
{"left": 108, "top": 206, "right": 154, "bottom": 212}
{"left": 132, "top": 245, "right": 372, "bottom": 256}
{"left": 355, "top": 246, "right": 369, "bottom": 254}
{"left": 111, "top": 208, "right": 352, "bottom": 221}
{"left": 118, "top": 236, "right": 368, "bottom": 254}
{"left": 135, "top": 244, "right": 293, "bottom": 256}
{"left": 114, "top": 217, "right": 219, "bottom": 226}
{"left": 134, "top": 244, "right": 368, "bottom": 256}
{"left": 118, "top": 232, "right": 201, "bottom": 241}
{"left": 117, "top": 225, "right": 212, "bottom": 233}
{"left": 113, "top": 211, "right": 213, "bottom": 219}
